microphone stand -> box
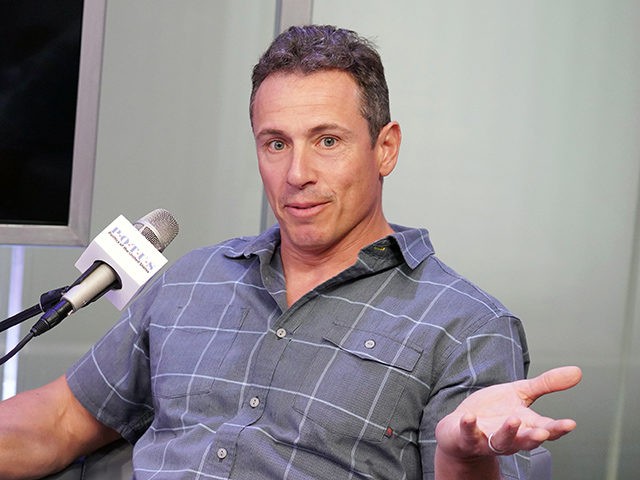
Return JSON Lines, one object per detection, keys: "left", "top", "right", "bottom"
{"left": 0, "top": 286, "right": 68, "bottom": 366}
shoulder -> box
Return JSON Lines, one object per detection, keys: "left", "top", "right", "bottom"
{"left": 166, "top": 234, "right": 263, "bottom": 273}
{"left": 386, "top": 224, "right": 516, "bottom": 326}
{"left": 421, "top": 254, "right": 513, "bottom": 319}
{"left": 153, "top": 229, "right": 282, "bottom": 293}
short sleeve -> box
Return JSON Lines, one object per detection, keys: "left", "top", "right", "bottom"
{"left": 419, "top": 314, "right": 531, "bottom": 479}
{"left": 65, "top": 280, "right": 161, "bottom": 443}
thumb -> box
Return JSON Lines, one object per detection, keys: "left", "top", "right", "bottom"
{"left": 521, "top": 366, "right": 582, "bottom": 404}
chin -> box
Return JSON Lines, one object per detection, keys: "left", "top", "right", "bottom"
{"left": 284, "top": 228, "right": 330, "bottom": 251}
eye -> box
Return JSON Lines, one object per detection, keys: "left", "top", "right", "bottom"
{"left": 269, "top": 139, "right": 286, "bottom": 151}
{"left": 321, "top": 137, "right": 337, "bottom": 148}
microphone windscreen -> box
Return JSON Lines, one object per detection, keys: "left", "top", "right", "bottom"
{"left": 73, "top": 211, "right": 177, "bottom": 310}
{"left": 133, "top": 208, "right": 179, "bottom": 252}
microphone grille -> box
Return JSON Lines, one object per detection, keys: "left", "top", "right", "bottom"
{"left": 133, "top": 208, "right": 179, "bottom": 252}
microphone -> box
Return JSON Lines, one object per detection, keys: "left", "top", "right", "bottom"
{"left": 31, "top": 209, "right": 179, "bottom": 336}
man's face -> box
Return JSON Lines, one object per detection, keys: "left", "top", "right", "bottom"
{"left": 252, "top": 70, "right": 398, "bottom": 257}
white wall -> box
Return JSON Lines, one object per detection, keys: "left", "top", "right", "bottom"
{"left": 312, "top": 1, "right": 640, "bottom": 478}
{"left": 1, "top": 0, "right": 275, "bottom": 388}
{"left": 1, "top": 1, "right": 638, "bottom": 478}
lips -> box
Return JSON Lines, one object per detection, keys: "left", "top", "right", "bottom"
{"left": 283, "top": 200, "right": 329, "bottom": 218}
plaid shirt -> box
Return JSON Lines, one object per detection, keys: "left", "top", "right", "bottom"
{"left": 67, "top": 224, "right": 531, "bottom": 479}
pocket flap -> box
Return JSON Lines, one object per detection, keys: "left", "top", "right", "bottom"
{"left": 324, "top": 322, "right": 421, "bottom": 372}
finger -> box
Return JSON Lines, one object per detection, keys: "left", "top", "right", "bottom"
{"left": 514, "top": 428, "right": 551, "bottom": 451}
{"left": 459, "top": 413, "right": 480, "bottom": 441}
{"left": 513, "top": 419, "right": 576, "bottom": 448}
{"left": 521, "top": 366, "right": 582, "bottom": 404}
{"left": 543, "top": 419, "right": 578, "bottom": 440}
{"left": 459, "top": 412, "right": 497, "bottom": 456}
{"left": 487, "top": 417, "right": 521, "bottom": 455}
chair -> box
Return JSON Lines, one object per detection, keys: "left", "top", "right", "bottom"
{"left": 42, "top": 440, "right": 552, "bottom": 479}
{"left": 530, "top": 446, "right": 553, "bottom": 479}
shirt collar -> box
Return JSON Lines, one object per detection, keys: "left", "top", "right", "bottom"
{"left": 387, "top": 224, "right": 435, "bottom": 269}
{"left": 224, "top": 223, "right": 435, "bottom": 270}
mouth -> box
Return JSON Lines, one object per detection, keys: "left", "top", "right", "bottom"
{"left": 283, "top": 200, "right": 329, "bottom": 218}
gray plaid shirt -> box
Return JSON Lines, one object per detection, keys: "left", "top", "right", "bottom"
{"left": 67, "top": 224, "right": 531, "bottom": 479}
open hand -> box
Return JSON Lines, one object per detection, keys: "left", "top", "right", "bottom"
{"left": 435, "top": 366, "right": 582, "bottom": 458}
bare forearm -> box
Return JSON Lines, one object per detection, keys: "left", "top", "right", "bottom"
{"left": 0, "top": 387, "right": 73, "bottom": 478}
{"left": 0, "top": 376, "right": 120, "bottom": 479}
{"left": 0, "top": 424, "right": 68, "bottom": 479}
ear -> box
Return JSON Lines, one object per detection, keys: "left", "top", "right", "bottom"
{"left": 375, "top": 121, "right": 402, "bottom": 177}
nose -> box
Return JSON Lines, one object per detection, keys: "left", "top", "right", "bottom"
{"left": 286, "top": 145, "right": 316, "bottom": 189}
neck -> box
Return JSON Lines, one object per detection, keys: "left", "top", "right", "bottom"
{"left": 280, "top": 222, "right": 394, "bottom": 306}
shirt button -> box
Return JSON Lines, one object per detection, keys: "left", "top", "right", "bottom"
{"left": 364, "top": 339, "right": 376, "bottom": 349}
{"left": 249, "top": 396, "right": 260, "bottom": 408}
{"left": 217, "top": 447, "right": 228, "bottom": 460}
{"left": 276, "top": 328, "right": 287, "bottom": 339}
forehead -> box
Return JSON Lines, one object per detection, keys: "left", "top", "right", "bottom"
{"left": 251, "top": 70, "right": 364, "bottom": 129}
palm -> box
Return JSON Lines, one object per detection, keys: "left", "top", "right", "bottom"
{"left": 435, "top": 366, "right": 582, "bottom": 457}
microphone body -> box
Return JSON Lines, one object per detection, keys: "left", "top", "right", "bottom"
{"left": 33, "top": 209, "right": 179, "bottom": 336}
{"left": 63, "top": 263, "right": 120, "bottom": 310}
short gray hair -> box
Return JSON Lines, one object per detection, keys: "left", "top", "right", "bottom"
{"left": 250, "top": 25, "right": 390, "bottom": 146}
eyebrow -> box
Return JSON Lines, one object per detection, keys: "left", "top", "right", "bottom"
{"left": 308, "top": 123, "right": 350, "bottom": 137}
{"left": 255, "top": 123, "right": 351, "bottom": 140}
{"left": 255, "top": 128, "right": 286, "bottom": 139}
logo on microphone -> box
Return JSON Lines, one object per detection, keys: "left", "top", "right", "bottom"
{"left": 74, "top": 214, "right": 170, "bottom": 310}
{"left": 108, "top": 226, "right": 156, "bottom": 273}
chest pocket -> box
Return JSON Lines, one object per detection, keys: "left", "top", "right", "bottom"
{"left": 150, "top": 303, "right": 248, "bottom": 399}
{"left": 293, "top": 322, "right": 421, "bottom": 443}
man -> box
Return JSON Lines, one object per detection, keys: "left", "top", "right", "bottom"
{"left": 0, "top": 25, "right": 580, "bottom": 479}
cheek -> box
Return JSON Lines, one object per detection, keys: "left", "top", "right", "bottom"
{"left": 345, "top": 174, "right": 381, "bottom": 211}
{"left": 257, "top": 157, "right": 269, "bottom": 179}
{"left": 337, "top": 176, "right": 373, "bottom": 207}
{"left": 345, "top": 168, "right": 378, "bottom": 194}
{"left": 258, "top": 162, "right": 279, "bottom": 191}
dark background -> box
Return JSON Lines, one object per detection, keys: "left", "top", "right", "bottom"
{"left": 0, "top": 0, "right": 83, "bottom": 225}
